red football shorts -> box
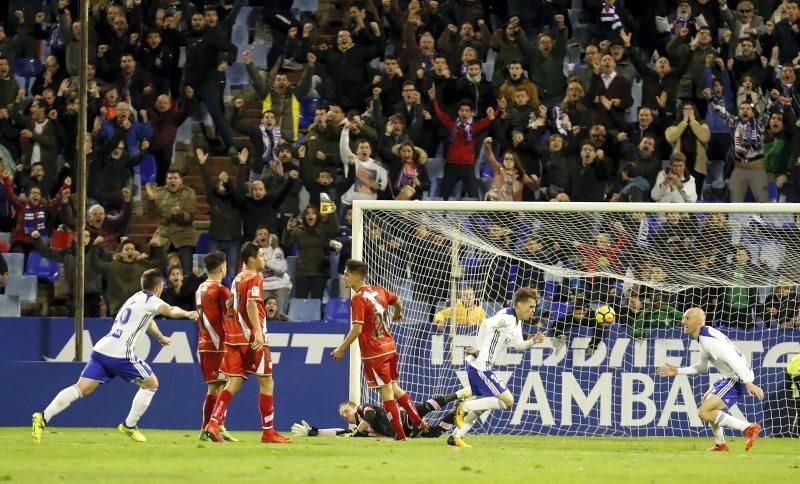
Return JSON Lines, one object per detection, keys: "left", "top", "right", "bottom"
{"left": 220, "top": 344, "right": 272, "bottom": 378}
{"left": 199, "top": 351, "right": 227, "bottom": 383}
{"left": 363, "top": 352, "right": 399, "bottom": 388}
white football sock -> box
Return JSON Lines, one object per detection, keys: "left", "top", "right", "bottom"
{"left": 124, "top": 388, "right": 157, "bottom": 428}
{"left": 452, "top": 410, "right": 485, "bottom": 439}
{"left": 463, "top": 397, "right": 507, "bottom": 412}
{"left": 43, "top": 385, "right": 82, "bottom": 422}
{"left": 711, "top": 424, "right": 725, "bottom": 444}
{"left": 715, "top": 411, "right": 749, "bottom": 431}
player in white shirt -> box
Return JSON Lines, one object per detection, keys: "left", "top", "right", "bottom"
{"left": 449, "top": 287, "right": 546, "bottom": 448}
{"left": 31, "top": 269, "right": 199, "bottom": 444}
{"left": 657, "top": 307, "right": 764, "bottom": 452}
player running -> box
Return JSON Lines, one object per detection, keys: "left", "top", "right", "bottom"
{"left": 450, "top": 287, "right": 546, "bottom": 448}
{"left": 657, "top": 307, "right": 764, "bottom": 452}
{"left": 194, "top": 251, "right": 238, "bottom": 442}
{"left": 203, "top": 243, "right": 291, "bottom": 444}
{"left": 31, "top": 269, "right": 199, "bottom": 444}
{"left": 291, "top": 389, "right": 471, "bottom": 438}
{"left": 331, "top": 259, "right": 427, "bottom": 441}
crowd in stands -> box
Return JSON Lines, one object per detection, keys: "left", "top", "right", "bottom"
{"left": 0, "top": 0, "right": 798, "bottom": 333}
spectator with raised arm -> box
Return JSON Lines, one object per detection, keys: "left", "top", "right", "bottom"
{"left": 144, "top": 169, "right": 197, "bottom": 275}
{"left": 63, "top": 187, "right": 131, "bottom": 253}
{"left": 197, "top": 148, "right": 241, "bottom": 282}
{"left": 233, "top": 148, "right": 297, "bottom": 240}
{"left": 338, "top": 125, "right": 388, "bottom": 210}
{"left": 255, "top": 227, "right": 292, "bottom": 314}
{"left": 665, "top": 102, "right": 711, "bottom": 194}
{"left": 282, "top": 205, "right": 340, "bottom": 300}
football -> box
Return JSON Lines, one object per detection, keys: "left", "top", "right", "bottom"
{"left": 595, "top": 305, "right": 616, "bottom": 324}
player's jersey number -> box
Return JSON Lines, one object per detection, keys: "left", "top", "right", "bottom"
{"left": 110, "top": 307, "right": 132, "bottom": 339}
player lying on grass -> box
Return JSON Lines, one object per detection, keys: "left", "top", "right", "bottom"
{"left": 451, "top": 287, "right": 546, "bottom": 448}
{"left": 290, "top": 389, "right": 471, "bottom": 439}
{"left": 32, "top": 269, "right": 199, "bottom": 444}
{"left": 657, "top": 307, "right": 764, "bottom": 452}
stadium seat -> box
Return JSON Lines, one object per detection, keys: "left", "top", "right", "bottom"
{"left": 549, "top": 302, "right": 574, "bottom": 320}
{"left": 425, "top": 158, "right": 444, "bottom": 179}
{"left": 226, "top": 62, "right": 249, "bottom": 88}
{"left": 323, "top": 298, "right": 350, "bottom": 323}
{"left": 25, "top": 251, "right": 60, "bottom": 282}
{"left": 232, "top": 24, "right": 249, "bottom": 47}
{"left": 288, "top": 298, "right": 322, "bottom": 321}
{"left": 195, "top": 232, "right": 211, "bottom": 255}
{"left": 234, "top": 6, "right": 254, "bottom": 26}
{"left": 0, "top": 231, "right": 10, "bottom": 244}
{"left": 14, "top": 58, "right": 43, "bottom": 91}
{"left": 0, "top": 295, "right": 20, "bottom": 316}
{"left": 5, "top": 275, "right": 38, "bottom": 304}
{"left": 294, "top": 0, "right": 319, "bottom": 13}
{"left": 299, "top": 98, "right": 327, "bottom": 130}
{"left": 4, "top": 252, "right": 23, "bottom": 275}
{"left": 193, "top": 253, "right": 207, "bottom": 273}
{"left": 543, "top": 281, "right": 561, "bottom": 300}
{"left": 138, "top": 155, "right": 157, "bottom": 185}
{"left": 286, "top": 255, "right": 297, "bottom": 297}
{"left": 247, "top": 44, "right": 269, "bottom": 70}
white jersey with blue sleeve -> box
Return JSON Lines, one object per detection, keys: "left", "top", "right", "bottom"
{"left": 93, "top": 291, "right": 166, "bottom": 359}
{"left": 677, "top": 326, "right": 755, "bottom": 383}
{"left": 467, "top": 307, "right": 533, "bottom": 371}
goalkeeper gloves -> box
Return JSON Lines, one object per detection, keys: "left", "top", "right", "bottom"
{"left": 290, "top": 420, "right": 319, "bottom": 437}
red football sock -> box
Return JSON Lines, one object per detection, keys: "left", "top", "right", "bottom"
{"left": 384, "top": 399, "right": 406, "bottom": 440}
{"left": 202, "top": 394, "right": 217, "bottom": 428}
{"left": 397, "top": 393, "right": 423, "bottom": 426}
{"left": 209, "top": 390, "right": 232, "bottom": 426}
{"left": 259, "top": 393, "right": 274, "bottom": 434}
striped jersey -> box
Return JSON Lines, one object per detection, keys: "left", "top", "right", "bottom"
{"left": 93, "top": 291, "right": 166, "bottom": 358}
{"left": 467, "top": 307, "right": 527, "bottom": 371}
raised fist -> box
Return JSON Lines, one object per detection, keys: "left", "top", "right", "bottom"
{"left": 234, "top": 98, "right": 245, "bottom": 109}
{"left": 242, "top": 50, "right": 252, "bottom": 64}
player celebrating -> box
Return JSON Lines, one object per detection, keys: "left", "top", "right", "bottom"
{"left": 204, "top": 243, "right": 291, "bottom": 444}
{"left": 194, "top": 251, "right": 238, "bottom": 442}
{"left": 657, "top": 307, "right": 763, "bottom": 452}
{"left": 450, "top": 287, "right": 546, "bottom": 448}
{"left": 331, "top": 259, "right": 427, "bottom": 441}
{"left": 291, "top": 389, "right": 471, "bottom": 439}
{"left": 31, "top": 269, "right": 199, "bottom": 444}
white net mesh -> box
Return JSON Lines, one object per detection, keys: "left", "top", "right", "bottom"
{"left": 356, "top": 202, "right": 800, "bottom": 437}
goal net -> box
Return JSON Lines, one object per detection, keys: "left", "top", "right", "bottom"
{"left": 351, "top": 201, "right": 800, "bottom": 437}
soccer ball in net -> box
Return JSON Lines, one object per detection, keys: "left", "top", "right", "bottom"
{"left": 595, "top": 305, "right": 616, "bottom": 324}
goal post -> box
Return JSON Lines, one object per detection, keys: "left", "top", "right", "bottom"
{"left": 351, "top": 200, "right": 800, "bottom": 436}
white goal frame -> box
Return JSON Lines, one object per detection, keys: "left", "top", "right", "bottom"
{"left": 349, "top": 200, "right": 800, "bottom": 404}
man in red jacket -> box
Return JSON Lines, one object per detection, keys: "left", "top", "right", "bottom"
{"left": 428, "top": 84, "right": 496, "bottom": 200}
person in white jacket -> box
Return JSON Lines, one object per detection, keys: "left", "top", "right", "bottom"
{"left": 255, "top": 228, "right": 292, "bottom": 313}
{"left": 339, "top": 126, "right": 388, "bottom": 209}
{"left": 657, "top": 307, "right": 764, "bottom": 452}
{"left": 651, "top": 153, "right": 698, "bottom": 203}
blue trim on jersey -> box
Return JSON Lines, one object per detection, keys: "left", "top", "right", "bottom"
{"left": 699, "top": 326, "right": 714, "bottom": 338}
{"left": 504, "top": 307, "right": 516, "bottom": 319}
{"left": 80, "top": 351, "right": 153, "bottom": 384}
{"left": 466, "top": 362, "right": 508, "bottom": 397}
{"left": 143, "top": 291, "right": 153, "bottom": 301}
{"left": 711, "top": 377, "right": 746, "bottom": 408}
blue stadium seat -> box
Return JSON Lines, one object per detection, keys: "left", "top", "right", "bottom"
{"left": 234, "top": 6, "right": 254, "bottom": 26}
{"left": 549, "top": 302, "right": 573, "bottom": 320}
{"left": 289, "top": 298, "right": 322, "bottom": 321}
{"left": 14, "top": 58, "right": 43, "bottom": 91}
{"left": 247, "top": 44, "right": 269, "bottom": 70}
{"left": 25, "top": 251, "right": 60, "bottom": 282}
{"left": 138, "top": 155, "right": 157, "bottom": 185}
{"left": 232, "top": 24, "right": 249, "bottom": 47}
{"left": 299, "top": 98, "right": 327, "bottom": 130}
{"left": 4, "top": 252, "right": 24, "bottom": 275}
{"left": 195, "top": 232, "right": 211, "bottom": 254}
{"left": 226, "top": 62, "right": 249, "bottom": 88}
{"left": 5, "top": 275, "right": 37, "bottom": 304}
{"left": 323, "top": 298, "right": 350, "bottom": 323}
{"left": 0, "top": 295, "right": 20, "bottom": 316}
{"left": 193, "top": 253, "right": 208, "bottom": 273}
{"left": 286, "top": 255, "right": 297, "bottom": 297}
{"left": 543, "top": 281, "right": 561, "bottom": 300}
{"left": 425, "top": 157, "right": 444, "bottom": 179}
{"left": 294, "top": 0, "right": 319, "bottom": 13}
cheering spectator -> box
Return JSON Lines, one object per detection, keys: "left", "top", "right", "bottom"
{"left": 234, "top": 149, "right": 298, "bottom": 240}
{"left": 433, "top": 285, "right": 486, "bottom": 331}
{"left": 665, "top": 102, "right": 711, "bottom": 194}
{"left": 197, "top": 148, "right": 241, "bottom": 282}
{"left": 63, "top": 187, "right": 131, "bottom": 253}
{"left": 255, "top": 228, "right": 292, "bottom": 314}
{"left": 88, "top": 233, "right": 167, "bottom": 316}
{"left": 266, "top": 295, "right": 291, "bottom": 322}
{"left": 483, "top": 137, "right": 539, "bottom": 201}
{"left": 146, "top": 87, "right": 195, "bottom": 185}
{"left": 651, "top": 153, "right": 698, "bottom": 203}
{"left": 244, "top": 50, "right": 314, "bottom": 143}
{"left": 528, "top": 15, "right": 568, "bottom": 106}
{"left": 144, "top": 169, "right": 197, "bottom": 275}
{"left": 314, "top": 27, "right": 384, "bottom": 111}
{"left": 14, "top": 98, "right": 64, "bottom": 189}
{"left": 338, "top": 126, "right": 388, "bottom": 209}
{"left": 282, "top": 205, "right": 340, "bottom": 300}
{"left": 764, "top": 278, "right": 799, "bottom": 329}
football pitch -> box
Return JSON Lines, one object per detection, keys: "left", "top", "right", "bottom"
{"left": 1, "top": 428, "right": 797, "bottom": 482}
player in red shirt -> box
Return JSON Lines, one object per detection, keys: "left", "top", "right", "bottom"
{"left": 204, "top": 243, "right": 291, "bottom": 444}
{"left": 331, "top": 259, "right": 427, "bottom": 440}
{"left": 194, "top": 251, "right": 239, "bottom": 442}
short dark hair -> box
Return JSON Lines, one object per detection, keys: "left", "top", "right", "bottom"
{"left": 512, "top": 287, "right": 539, "bottom": 305}
{"left": 141, "top": 268, "right": 164, "bottom": 292}
{"left": 457, "top": 99, "right": 473, "bottom": 110}
{"left": 345, "top": 259, "right": 368, "bottom": 279}
{"left": 204, "top": 251, "right": 227, "bottom": 274}
{"left": 167, "top": 168, "right": 182, "bottom": 177}
{"left": 240, "top": 242, "right": 261, "bottom": 265}
{"left": 467, "top": 59, "right": 482, "bottom": 68}
{"left": 318, "top": 168, "right": 334, "bottom": 177}
{"left": 622, "top": 162, "right": 639, "bottom": 178}
{"left": 266, "top": 295, "right": 279, "bottom": 303}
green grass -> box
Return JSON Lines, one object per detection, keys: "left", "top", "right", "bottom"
{"left": 2, "top": 427, "right": 798, "bottom": 483}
